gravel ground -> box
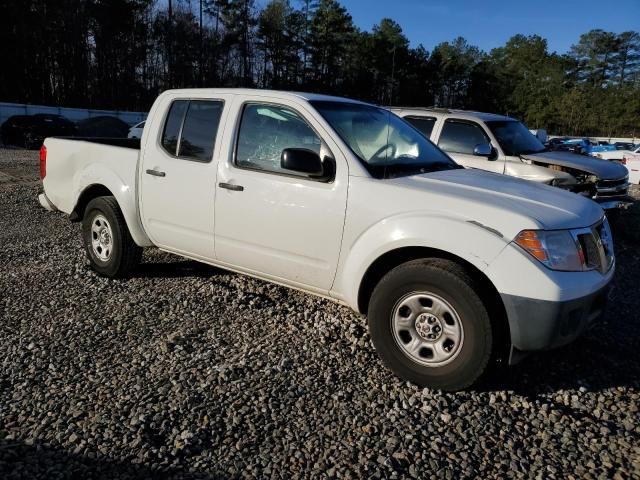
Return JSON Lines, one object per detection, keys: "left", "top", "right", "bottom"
{"left": 1, "top": 149, "right": 639, "bottom": 479}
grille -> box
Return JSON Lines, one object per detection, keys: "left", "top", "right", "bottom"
{"left": 578, "top": 233, "right": 601, "bottom": 270}
{"left": 595, "top": 176, "right": 629, "bottom": 198}
{"left": 596, "top": 220, "right": 614, "bottom": 271}
{"left": 575, "top": 219, "right": 614, "bottom": 273}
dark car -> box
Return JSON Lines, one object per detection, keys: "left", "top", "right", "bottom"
{"left": 548, "top": 139, "right": 583, "bottom": 154}
{"left": 614, "top": 142, "right": 635, "bottom": 150}
{"left": 1, "top": 114, "right": 76, "bottom": 149}
{"left": 545, "top": 137, "right": 569, "bottom": 150}
{"left": 75, "top": 116, "right": 130, "bottom": 138}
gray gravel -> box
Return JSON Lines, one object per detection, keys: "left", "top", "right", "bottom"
{"left": 1, "top": 149, "right": 639, "bottom": 479}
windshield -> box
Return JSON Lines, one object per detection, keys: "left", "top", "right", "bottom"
{"left": 311, "top": 101, "right": 460, "bottom": 179}
{"left": 486, "top": 120, "right": 546, "bottom": 156}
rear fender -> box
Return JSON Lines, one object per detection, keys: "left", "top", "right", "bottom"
{"left": 72, "top": 164, "right": 152, "bottom": 247}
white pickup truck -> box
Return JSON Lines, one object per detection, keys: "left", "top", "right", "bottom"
{"left": 38, "top": 89, "right": 614, "bottom": 391}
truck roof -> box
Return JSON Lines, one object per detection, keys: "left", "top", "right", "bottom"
{"left": 388, "top": 106, "right": 515, "bottom": 122}
{"left": 161, "top": 88, "right": 368, "bottom": 105}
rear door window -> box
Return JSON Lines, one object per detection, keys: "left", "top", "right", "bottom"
{"left": 405, "top": 116, "right": 437, "bottom": 138}
{"left": 161, "top": 100, "right": 189, "bottom": 155}
{"left": 438, "top": 119, "right": 490, "bottom": 155}
{"left": 178, "top": 101, "right": 224, "bottom": 162}
{"left": 160, "top": 100, "right": 224, "bottom": 162}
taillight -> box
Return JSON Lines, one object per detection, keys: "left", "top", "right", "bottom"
{"left": 621, "top": 156, "right": 627, "bottom": 165}
{"left": 39, "top": 145, "right": 47, "bottom": 179}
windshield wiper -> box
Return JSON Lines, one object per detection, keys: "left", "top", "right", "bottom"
{"left": 380, "top": 161, "right": 461, "bottom": 179}
{"left": 518, "top": 148, "right": 547, "bottom": 155}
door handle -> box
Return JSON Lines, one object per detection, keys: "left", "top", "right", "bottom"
{"left": 219, "top": 182, "right": 244, "bottom": 192}
{"left": 146, "top": 169, "right": 166, "bottom": 177}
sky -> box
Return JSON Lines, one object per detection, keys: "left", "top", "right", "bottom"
{"left": 341, "top": 0, "right": 640, "bottom": 54}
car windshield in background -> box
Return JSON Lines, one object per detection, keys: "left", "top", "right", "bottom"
{"left": 311, "top": 101, "right": 460, "bottom": 179}
{"left": 486, "top": 120, "right": 546, "bottom": 156}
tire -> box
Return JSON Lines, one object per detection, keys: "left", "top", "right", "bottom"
{"left": 368, "top": 258, "right": 492, "bottom": 391}
{"left": 82, "top": 196, "right": 142, "bottom": 278}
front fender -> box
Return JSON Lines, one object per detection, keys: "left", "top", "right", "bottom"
{"left": 504, "top": 159, "right": 576, "bottom": 185}
{"left": 72, "top": 163, "right": 152, "bottom": 247}
{"left": 333, "top": 213, "right": 510, "bottom": 311}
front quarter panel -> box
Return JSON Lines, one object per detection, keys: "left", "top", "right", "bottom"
{"left": 334, "top": 212, "right": 509, "bottom": 311}
{"left": 504, "top": 156, "right": 576, "bottom": 185}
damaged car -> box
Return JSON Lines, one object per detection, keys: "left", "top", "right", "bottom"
{"left": 389, "top": 107, "right": 633, "bottom": 211}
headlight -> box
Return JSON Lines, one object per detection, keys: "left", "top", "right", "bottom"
{"left": 514, "top": 229, "right": 585, "bottom": 271}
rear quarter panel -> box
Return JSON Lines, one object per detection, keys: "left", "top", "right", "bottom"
{"left": 42, "top": 138, "right": 152, "bottom": 246}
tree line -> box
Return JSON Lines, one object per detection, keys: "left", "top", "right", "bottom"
{"left": 1, "top": 0, "right": 639, "bottom": 136}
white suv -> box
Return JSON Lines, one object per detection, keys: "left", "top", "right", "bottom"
{"left": 390, "top": 107, "right": 632, "bottom": 211}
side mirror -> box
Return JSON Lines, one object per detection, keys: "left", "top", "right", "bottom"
{"left": 281, "top": 148, "right": 332, "bottom": 180}
{"left": 473, "top": 143, "right": 493, "bottom": 157}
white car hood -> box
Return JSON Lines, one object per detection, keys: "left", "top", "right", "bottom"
{"left": 389, "top": 168, "right": 604, "bottom": 234}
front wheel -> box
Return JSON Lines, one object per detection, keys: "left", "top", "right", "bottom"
{"left": 82, "top": 196, "right": 142, "bottom": 277}
{"left": 368, "top": 258, "right": 493, "bottom": 391}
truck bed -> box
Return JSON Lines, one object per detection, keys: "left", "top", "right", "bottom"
{"left": 51, "top": 136, "right": 141, "bottom": 150}
{"left": 41, "top": 137, "right": 143, "bottom": 242}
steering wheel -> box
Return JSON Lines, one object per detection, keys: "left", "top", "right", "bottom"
{"left": 370, "top": 143, "right": 396, "bottom": 163}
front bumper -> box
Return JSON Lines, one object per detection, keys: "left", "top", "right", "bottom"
{"left": 502, "top": 282, "right": 611, "bottom": 360}
{"left": 484, "top": 231, "right": 615, "bottom": 363}
{"left": 594, "top": 195, "right": 635, "bottom": 211}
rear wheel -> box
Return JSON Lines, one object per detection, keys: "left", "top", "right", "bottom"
{"left": 82, "top": 196, "right": 141, "bottom": 277}
{"left": 368, "top": 258, "right": 493, "bottom": 391}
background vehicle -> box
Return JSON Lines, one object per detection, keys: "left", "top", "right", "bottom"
{"left": 591, "top": 143, "right": 640, "bottom": 162}
{"left": 592, "top": 144, "right": 640, "bottom": 162}
{"left": 75, "top": 116, "right": 130, "bottom": 138}
{"left": 614, "top": 142, "right": 635, "bottom": 151}
{"left": 623, "top": 151, "right": 640, "bottom": 184}
{"left": 545, "top": 137, "right": 570, "bottom": 150}
{"left": 127, "top": 120, "right": 146, "bottom": 139}
{"left": 390, "top": 107, "right": 632, "bottom": 211}
{"left": 38, "top": 89, "right": 614, "bottom": 391}
{"left": 558, "top": 138, "right": 617, "bottom": 156}
{"left": 1, "top": 113, "right": 75, "bottom": 148}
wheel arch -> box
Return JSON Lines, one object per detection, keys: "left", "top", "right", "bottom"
{"left": 70, "top": 184, "right": 114, "bottom": 222}
{"left": 357, "top": 246, "right": 510, "bottom": 358}
{"left": 70, "top": 183, "right": 152, "bottom": 247}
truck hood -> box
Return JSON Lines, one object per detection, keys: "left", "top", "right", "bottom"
{"left": 521, "top": 151, "right": 628, "bottom": 179}
{"left": 390, "top": 169, "right": 604, "bottom": 235}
